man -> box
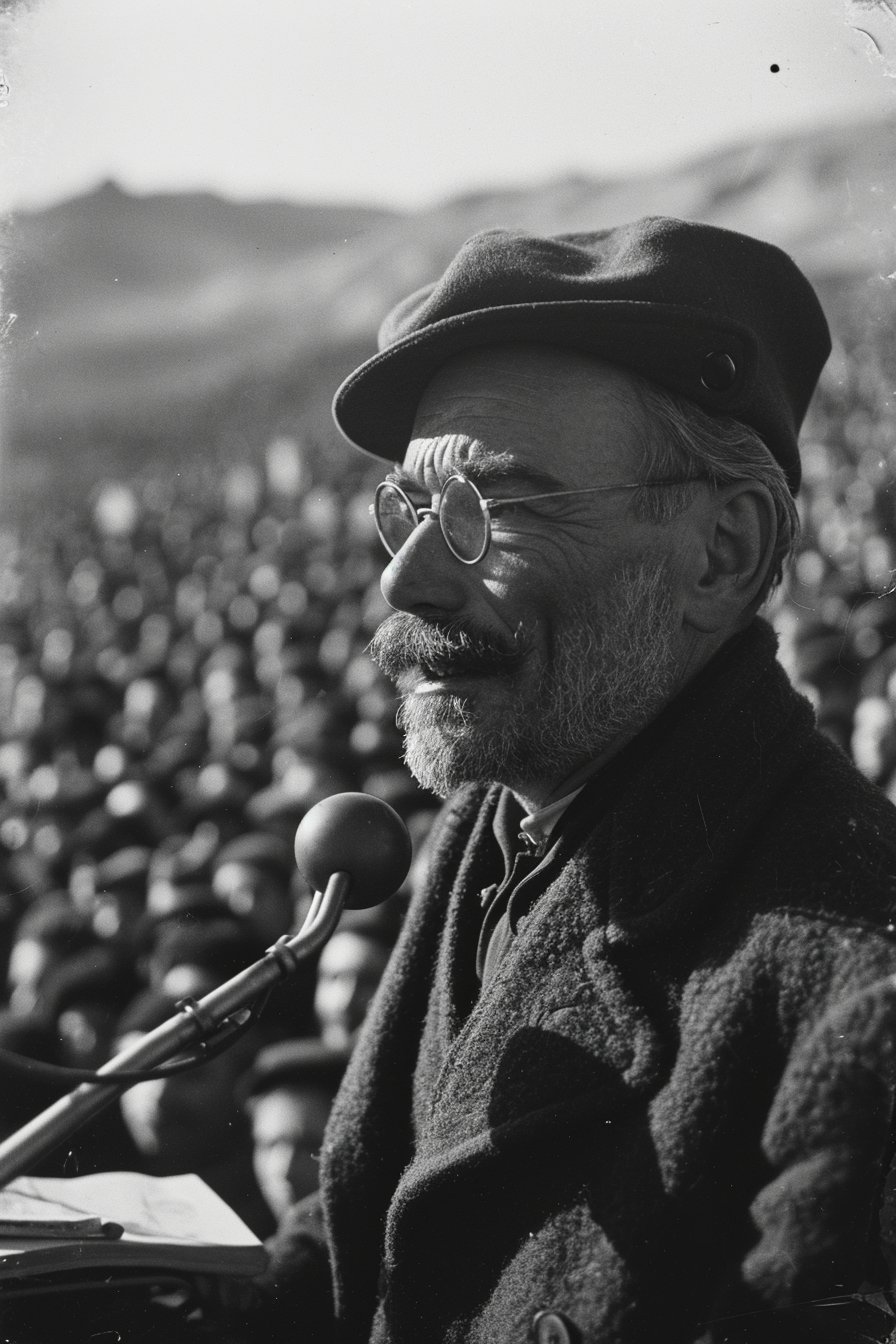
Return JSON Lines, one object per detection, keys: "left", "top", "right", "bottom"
{"left": 314, "top": 908, "right": 400, "bottom": 1050}
{"left": 211, "top": 832, "right": 297, "bottom": 945}
{"left": 241, "top": 1038, "right": 349, "bottom": 1220}
{"left": 280, "top": 218, "right": 896, "bottom": 1342}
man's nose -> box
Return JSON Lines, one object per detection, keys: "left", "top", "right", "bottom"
{"left": 379, "top": 514, "right": 468, "bottom": 615}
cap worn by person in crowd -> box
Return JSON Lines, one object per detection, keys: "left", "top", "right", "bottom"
{"left": 150, "top": 918, "right": 267, "bottom": 991}
{"left": 41, "top": 944, "right": 141, "bottom": 1022}
{"left": 332, "top": 216, "right": 832, "bottom": 495}
{"left": 239, "top": 1037, "right": 350, "bottom": 1105}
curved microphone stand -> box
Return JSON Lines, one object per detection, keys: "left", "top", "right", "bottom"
{"left": 0, "top": 790, "right": 412, "bottom": 1188}
{"left": 0, "top": 872, "right": 347, "bottom": 1187}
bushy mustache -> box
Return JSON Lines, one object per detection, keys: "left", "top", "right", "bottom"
{"left": 369, "top": 613, "right": 528, "bottom": 683}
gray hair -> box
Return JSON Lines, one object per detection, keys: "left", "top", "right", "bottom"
{"left": 629, "top": 380, "right": 800, "bottom": 603}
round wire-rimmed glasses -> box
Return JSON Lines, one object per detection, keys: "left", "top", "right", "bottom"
{"left": 371, "top": 472, "right": 702, "bottom": 565}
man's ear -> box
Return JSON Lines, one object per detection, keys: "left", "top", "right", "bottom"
{"left": 682, "top": 482, "right": 777, "bottom": 634}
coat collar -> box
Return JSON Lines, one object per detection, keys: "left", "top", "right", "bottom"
{"left": 602, "top": 617, "right": 815, "bottom": 944}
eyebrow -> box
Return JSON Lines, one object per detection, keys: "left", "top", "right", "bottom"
{"left": 385, "top": 452, "right": 569, "bottom": 497}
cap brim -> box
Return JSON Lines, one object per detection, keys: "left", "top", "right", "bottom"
{"left": 332, "top": 299, "right": 757, "bottom": 462}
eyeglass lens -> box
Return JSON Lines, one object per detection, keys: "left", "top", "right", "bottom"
{"left": 374, "top": 479, "right": 489, "bottom": 564}
{"left": 440, "top": 477, "right": 488, "bottom": 562}
{"left": 374, "top": 484, "right": 418, "bottom": 557}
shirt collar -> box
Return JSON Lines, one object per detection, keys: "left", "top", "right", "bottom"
{"left": 519, "top": 787, "right": 587, "bottom": 845}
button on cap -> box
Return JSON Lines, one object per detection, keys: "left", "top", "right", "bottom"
{"left": 700, "top": 350, "right": 737, "bottom": 391}
{"left": 533, "top": 1309, "right": 576, "bottom": 1344}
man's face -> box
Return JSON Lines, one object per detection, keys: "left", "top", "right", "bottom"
{"left": 250, "top": 1085, "right": 334, "bottom": 1217}
{"left": 370, "top": 344, "right": 698, "bottom": 807}
{"left": 211, "top": 861, "right": 293, "bottom": 943}
{"left": 314, "top": 931, "right": 391, "bottom": 1048}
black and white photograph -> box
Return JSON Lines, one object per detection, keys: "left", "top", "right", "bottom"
{"left": 0, "top": 1, "right": 895, "bottom": 1339}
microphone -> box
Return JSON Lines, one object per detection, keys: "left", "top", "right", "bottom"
{"left": 0, "top": 793, "right": 412, "bottom": 1186}
{"left": 294, "top": 791, "right": 413, "bottom": 909}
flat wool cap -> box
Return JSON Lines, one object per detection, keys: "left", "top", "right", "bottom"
{"left": 332, "top": 216, "right": 832, "bottom": 494}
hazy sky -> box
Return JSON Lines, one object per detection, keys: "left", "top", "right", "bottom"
{"left": 0, "top": 0, "right": 894, "bottom": 212}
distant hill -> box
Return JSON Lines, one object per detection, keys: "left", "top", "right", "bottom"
{"left": 1, "top": 184, "right": 400, "bottom": 451}
{"left": 7, "top": 180, "right": 399, "bottom": 303}
{"left": 2, "top": 113, "right": 896, "bottom": 496}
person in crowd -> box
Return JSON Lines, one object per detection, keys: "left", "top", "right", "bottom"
{"left": 40, "top": 942, "right": 141, "bottom": 1070}
{"left": 6, "top": 896, "right": 99, "bottom": 1016}
{"left": 137, "top": 916, "right": 265, "bottom": 1003}
{"left": 241, "top": 1037, "right": 349, "bottom": 1221}
{"left": 88, "top": 844, "right": 152, "bottom": 948}
{"left": 208, "top": 830, "right": 323, "bottom": 1041}
{"left": 313, "top": 905, "right": 400, "bottom": 1050}
{"left": 211, "top": 832, "right": 297, "bottom": 945}
{"left": 0, "top": 1006, "right": 142, "bottom": 1178}
{"left": 263, "top": 218, "right": 896, "bottom": 1343}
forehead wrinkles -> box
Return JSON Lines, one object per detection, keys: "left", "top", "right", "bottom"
{"left": 405, "top": 434, "right": 486, "bottom": 489}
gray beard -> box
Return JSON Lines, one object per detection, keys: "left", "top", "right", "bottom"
{"left": 376, "top": 561, "right": 678, "bottom": 800}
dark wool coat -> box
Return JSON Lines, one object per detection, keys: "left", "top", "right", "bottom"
{"left": 278, "top": 619, "right": 896, "bottom": 1343}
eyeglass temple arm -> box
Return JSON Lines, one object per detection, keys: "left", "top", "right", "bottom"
{"left": 482, "top": 478, "right": 700, "bottom": 510}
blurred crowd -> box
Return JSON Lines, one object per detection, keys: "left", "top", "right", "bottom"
{"left": 0, "top": 437, "right": 438, "bottom": 1241}
{"left": 773, "top": 289, "right": 896, "bottom": 802}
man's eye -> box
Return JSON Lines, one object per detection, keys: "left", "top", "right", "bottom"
{"left": 490, "top": 500, "right": 537, "bottom": 522}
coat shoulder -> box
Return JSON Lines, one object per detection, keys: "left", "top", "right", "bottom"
{"left": 751, "top": 724, "right": 896, "bottom": 930}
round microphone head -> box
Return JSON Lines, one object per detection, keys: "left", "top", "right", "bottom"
{"left": 294, "top": 792, "right": 413, "bottom": 909}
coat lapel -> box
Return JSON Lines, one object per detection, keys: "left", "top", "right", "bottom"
{"left": 417, "top": 786, "right": 503, "bottom": 1085}
{"left": 392, "top": 843, "right": 669, "bottom": 1218}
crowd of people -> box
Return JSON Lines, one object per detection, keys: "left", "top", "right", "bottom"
{"left": 774, "top": 286, "right": 896, "bottom": 799}
{"left": 0, "top": 437, "right": 437, "bottom": 1243}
